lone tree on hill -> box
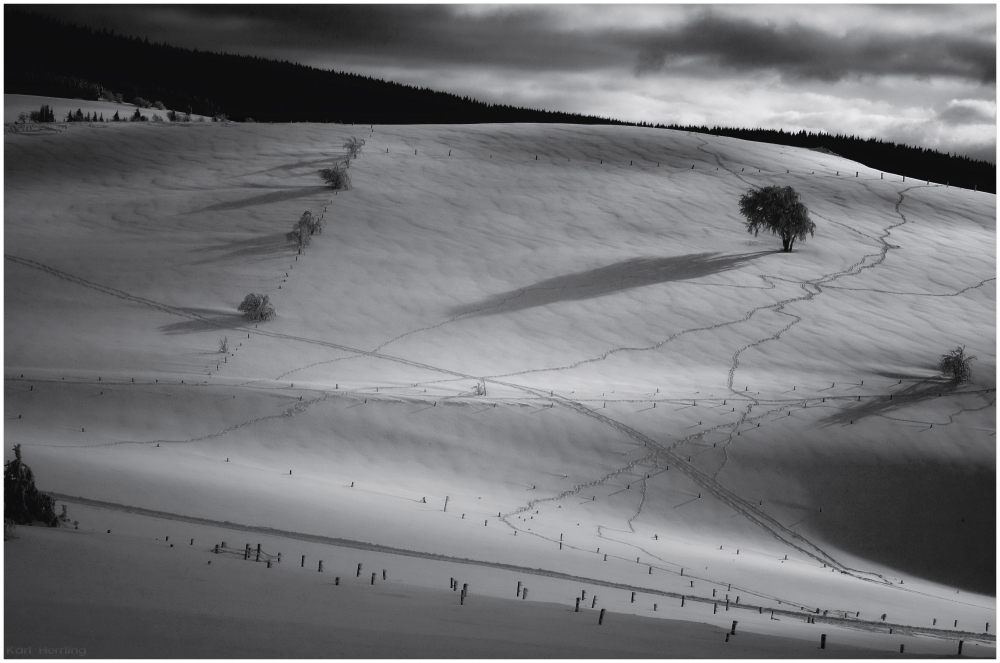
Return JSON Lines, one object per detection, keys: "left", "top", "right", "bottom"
{"left": 4, "top": 444, "right": 59, "bottom": 527}
{"left": 238, "top": 294, "right": 276, "bottom": 321}
{"left": 738, "top": 186, "right": 815, "bottom": 252}
{"left": 940, "top": 346, "right": 975, "bottom": 384}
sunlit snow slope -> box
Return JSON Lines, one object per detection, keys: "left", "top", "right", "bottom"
{"left": 5, "top": 97, "right": 995, "bottom": 652}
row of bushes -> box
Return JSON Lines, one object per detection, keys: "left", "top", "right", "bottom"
{"left": 236, "top": 139, "right": 364, "bottom": 324}
{"left": 318, "top": 137, "right": 365, "bottom": 190}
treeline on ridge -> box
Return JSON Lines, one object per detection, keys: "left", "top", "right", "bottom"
{"left": 5, "top": 9, "right": 627, "bottom": 127}
{"left": 664, "top": 125, "right": 995, "bottom": 194}
{"left": 6, "top": 8, "right": 993, "bottom": 193}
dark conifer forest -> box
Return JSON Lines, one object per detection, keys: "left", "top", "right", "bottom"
{"left": 6, "top": 8, "right": 994, "bottom": 192}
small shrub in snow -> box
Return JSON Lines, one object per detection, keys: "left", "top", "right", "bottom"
{"left": 153, "top": 101, "right": 166, "bottom": 110}
{"left": 738, "top": 185, "right": 815, "bottom": 252}
{"left": 238, "top": 294, "right": 276, "bottom": 321}
{"left": 219, "top": 336, "right": 229, "bottom": 353}
{"left": 940, "top": 346, "right": 975, "bottom": 384}
{"left": 166, "top": 110, "right": 178, "bottom": 122}
{"left": 150, "top": 113, "right": 164, "bottom": 123}
{"left": 133, "top": 97, "right": 152, "bottom": 109}
{"left": 319, "top": 162, "right": 352, "bottom": 190}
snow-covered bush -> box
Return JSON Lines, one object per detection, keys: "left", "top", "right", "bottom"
{"left": 238, "top": 294, "right": 276, "bottom": 321}
{"left": 319, "top": 162, "right": 352, "bottom": 190}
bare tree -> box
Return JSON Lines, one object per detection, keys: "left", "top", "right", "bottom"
{"left": 344, "top": 137, "right": 366, "bottom": 161}
{"left": 219, "top": 337, "right": 229, "bottom": 353}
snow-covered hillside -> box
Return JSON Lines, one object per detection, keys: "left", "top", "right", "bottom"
{"left": 5, "top": 95, "right": 995, "bottom": 656}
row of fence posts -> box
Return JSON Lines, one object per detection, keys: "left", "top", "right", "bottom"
{"left": 210, "top": 538, "right": 973, "bottom": 652}
{"left": 451, "top": 578, "right": 469, "bottom": 604}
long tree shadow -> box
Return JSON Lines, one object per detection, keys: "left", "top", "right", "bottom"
{"left": 188, "top": 232, "right": 290, "bottom": 265}
{"left": 158, "top": 308, "right": 248, "bottom": 335}
{"left": 235, "top": 158, "right": 333, "bottom": 179}
{"left": 191, "top": 186, "right": 329, "bottom": 213}
{"left": 819, "top": 378, "right": 963, "bottom": 427}
{"left": 450, "top": 252, "right": 772, "bottom": 318}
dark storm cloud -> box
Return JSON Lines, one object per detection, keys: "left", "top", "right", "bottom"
{"left": 632, "top": 13, "right": 996, "bottom": 83}
{"left": 39, "top": 5, "right": 994, "bottom": 84}
{"left": 937, "top": 102, "right": 997, "bottom": 125}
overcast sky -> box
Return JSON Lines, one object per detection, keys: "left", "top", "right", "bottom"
{"left": 38, "top": 4, "right": 996, "bottom": 162}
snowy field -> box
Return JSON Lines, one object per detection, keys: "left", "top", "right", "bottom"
{"left": 4, "top": 94, "right": 995, "bottom": 657}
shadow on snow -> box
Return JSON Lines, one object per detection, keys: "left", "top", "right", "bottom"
{"left": 450, "top": 251, "right": 772, "bottom": 318}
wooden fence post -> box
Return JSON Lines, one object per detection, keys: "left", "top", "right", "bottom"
{"left": 599, "top": 608, "right": 606, "bottom": 625}
{"left": 821, "top": 634, "right": 826, "bottom": 649}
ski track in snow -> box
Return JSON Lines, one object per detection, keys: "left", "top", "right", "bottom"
{"left": 6, "top": 142, "right": 993, "bottom": 608}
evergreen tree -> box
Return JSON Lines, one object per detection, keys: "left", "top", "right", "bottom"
{"left": 4, "top": 444, "right": 59, "bottom": 527}
{"left": 74, "top": 108, "right": 83, "bottom": 121}
{"left": 113, "top": 110, "right": 120, "bottom": 121}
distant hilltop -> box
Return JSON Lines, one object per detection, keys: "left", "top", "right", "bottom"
{"left": 6, "top": 7, "right": 994, "bottom": 193}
